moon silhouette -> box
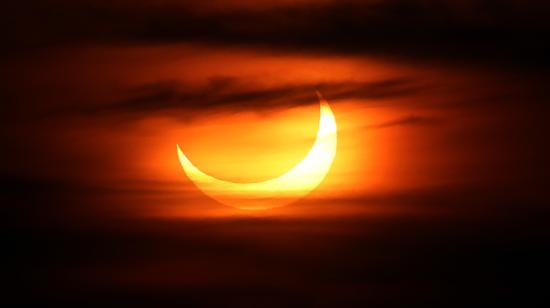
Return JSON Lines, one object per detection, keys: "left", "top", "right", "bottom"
{"left": 177, "top": 92, "right": 337, "bottom": 210}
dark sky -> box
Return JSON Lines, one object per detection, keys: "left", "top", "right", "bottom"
{"left": 4, "top": 1, "right": 550, "bottom": 306}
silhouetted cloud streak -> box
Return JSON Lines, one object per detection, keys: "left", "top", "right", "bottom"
{"left": 367, "top": 115, "right": 443, "bottom": 129}
{"left": 84, "top": 77, "right": 425, "bottom": 117}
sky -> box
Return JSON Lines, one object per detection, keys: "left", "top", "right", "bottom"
{"left": 4, "top": 1, "right": 550, "bottom": 306}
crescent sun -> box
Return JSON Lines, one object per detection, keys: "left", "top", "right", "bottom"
{"left": 177, "top": 92, "right": 337, "bottom": 210}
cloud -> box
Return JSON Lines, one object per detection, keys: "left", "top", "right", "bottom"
{"left": 9, "top": 173, "right": 549, "bottom": 306}
{"left": 366, "top": 115, "right": 444, "bottom": 129}
{"left": 5, "top": 1, "right": 550, "bottom": 68}
{"left": 85, "top": 77, "right": 425, "bottom": 118}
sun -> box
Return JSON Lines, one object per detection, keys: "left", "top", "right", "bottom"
{"left": 176, "top": 93, "right": 337, "bottom": 210}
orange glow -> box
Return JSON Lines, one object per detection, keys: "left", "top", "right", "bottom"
{"left": 14, "top": 43, "right": 502, "bottom": 220}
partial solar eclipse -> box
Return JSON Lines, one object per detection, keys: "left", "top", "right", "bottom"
{"left": 177, "top": 92, "right": 337, "bottom": 210}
